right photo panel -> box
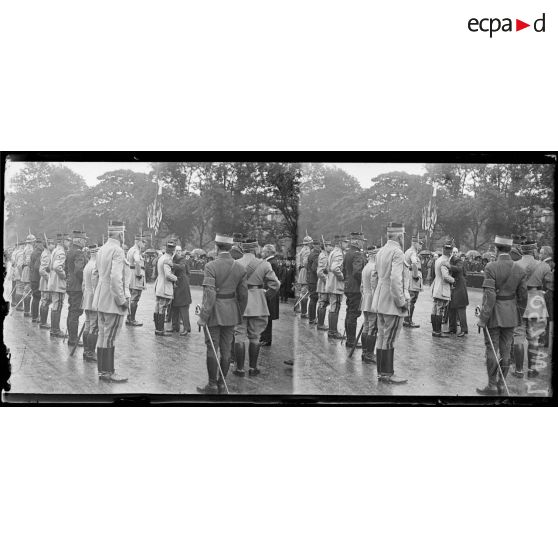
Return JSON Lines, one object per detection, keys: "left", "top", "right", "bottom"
{"left": 293, "top": 160, "right": 555, "bottom": 397}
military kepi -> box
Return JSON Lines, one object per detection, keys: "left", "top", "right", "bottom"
{"left": 386, "top": 222, "right": 405, "bottom": 233}
{"left": 215, "top": 233, "right": 234, "bottom": 244}
{"left": 494, "top": 235, "right": 513, "bottom": 247}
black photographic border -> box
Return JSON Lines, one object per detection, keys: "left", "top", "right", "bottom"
{"left": 2, "top": 150, "right": 556, "bottom": 406}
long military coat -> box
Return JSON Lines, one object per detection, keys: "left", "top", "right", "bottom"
{"left": 29, "top": 246, "right": 43, "bottom": 284}
{"left": 316, "top": 250, "right": 329, "bottom": 294}
{"left": 47, "top": 245, "right": 67, "bottom": 293}
{"left": 199, "top": 252, "right": 248, "bottom": 327}
{"left": 360, "top": 259, "right": 378, "bottom": 312}
{"left": 478, "top": 254, "right": 527, "bottom": 328}
{"left": 431, "top": 255, "right": 454, "bottom": 301}
{"left": 370, "top": 240, "right": 408, "bottom": 317}
{"left": 154, "top": 253, "right": 177, "bottom": 299}
{"left": 127, "top": 244, "right": 146, "bottom": 291}
{"left": 92, "top": 238, "right": 130, "bottom": 316}
{"left": 449, "top": 257, "right": 469, "bottom": 309}
{"left": 236, "top": 253, "right": 280, "bottom": 317}
{"left": 404, "top": 246, "right": 423, "bottom": 292}
{"left": 343, "top": 247, "right": 365, "bottom": 293}
{"left": 81, "top": 257, "right": 99, "bottom": 311}
{"left": 325, "top": 247, "right": 344, "bottom": 294}
{"left": 296, "top": 245, "right": 311, "bottom": 285}
{"left": 66, "top": 245, "right": 86, "bottom": 292}
{"left": 39, "top": 248, "right": 51, "bottom": 291}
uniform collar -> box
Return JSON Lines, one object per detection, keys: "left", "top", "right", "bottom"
{"left": 498, "top": 254, "right": 511, "bottom": 260}
{"left": 217, "top": 252, "right": 232, "bottom": 260}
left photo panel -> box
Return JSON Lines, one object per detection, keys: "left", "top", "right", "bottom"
{"left": 2, "top": 157, "right": 296, "bottom": 399}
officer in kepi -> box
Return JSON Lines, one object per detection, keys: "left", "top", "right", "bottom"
{"left": 476, "top": 235, "right": 528, "bottom": 396}
{"left": 196, "top": 233, "right": 248, "bottom": 394}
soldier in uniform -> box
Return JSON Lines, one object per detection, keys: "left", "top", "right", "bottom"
{"left": 153, "top": 240, "right": 178, "bottom": 336}
{"left": 370, "top": 223, "right": 409, "bottom": 384}
{"left": 343, "top": 232, "right": 366, "bottom": 348}
{"left": 233, "top": 238, "right": 280, "bottom": 377}
{"left": 260, "top": 244, "right": 281, "bottom": 345}
{"left": 126, "top": 233, "right": 147, "bottom": 326}
{"left": 360, "top": 245, "right": 379, "bottom": 364}
{"left": 476, "top": 235, "right": 528, "bottom": 395}
{"left": 231, "top": 232, "right": 245, "bottom": 260}
{"left": 325, "top": 235, "right": 345, "bottom": 339}
{"left": 196, "top": 234, "right": 248, "bottom": 394}
{"left": 511, "top": 240, "right": 553, "bottom": 379}
{"left": 9, "top": 243, "right": 23, "bottom": 307}
{"left": 47, "top": 233, "right": 67, "bottom": 338}
{"left": 92, "top": 221, "right": 130, "bottom": 382}
{"left": 430, "top": 243, "right": 455, "bottom": 338}
{"left": 296, "top": 235, "right": 312, "bottom": 317}
{"left": 38, "top": 237, "right": 55, "bottom": 329}
{"left": 316, "top": 238, "right": 333, "bottom": 330}
{"left": 306, "top": 240, "right": 321, "bottom": 325}
{"left": 65, "top": 230, "right": 87, "bottom": 348}
{"left": 510, "top": 235, "right": 523, "bottom": 262}
{"left": 16, "top": 234, "right": 36, "bottom": 316}
{"left": 81, "top": 244, "right": 99, "bottom": 362}
{"left": 403, "top": 235, "right": 423, "bottom": 328}
{"left": 29, "top": 237, "right": 44, "bottom": 323}
{"left": 539, "top": 245, "right": 554, "bottom": 349}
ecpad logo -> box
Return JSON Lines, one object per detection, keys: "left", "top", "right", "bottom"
{"left": 468, "top": 13, "right": 546, "bottom": 37}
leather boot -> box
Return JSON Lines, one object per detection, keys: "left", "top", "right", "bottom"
{"left": 300, "top": 297, "right": 308, "bottom": 318}
{"left": 308, "top": 297, "right": 317, "bottom": 323}
{"left": 328, "top": 313, "right": 343, "bottom": 339}
{"left": 82, "top": 332, "right": 89, "bottom": 360}
{"left": 50, "top": 310, "right": 64, "bottom": 337}
{"left": 361, "top": 333, "right": 368, "bottom": 360}
{"left": 23, "top": 293, "right": 31, "bottom": 315}
{"left": 39, "top": 305, "right": 50, "bottom": 328}
{"left": 317, "top": 306, "right": 328, "bottom": 330}
{"left": 197, "top": 355, "right": 219, "bottom": 394}
{"left": 86, "top": 333, "right": 98, "bottom": 362}
{"left": 97, "top": 348, "right": 108, "bottom": 377}
{"left": 376, "top": 349, "right": 384, "bottom": 376}
{"left": 100, "top": 347, "right": 128, "bottom": 382}
{"left": 31, "top": 296, "right": 40, "bottom": 321}
{"left": 378, "top": 348, "right": 407, "bottom": 384}
{"left": 363, "top": 335, "right": 377, "bottom": 364}
{"left": 345, "top": 322, "right": 361, "bottom": 348}
{"left": 248, "top": 342, "right": 261, "bottom": 376}
{"left": 434, "top": 316, "right": 449, "bottom": 338}
{"left": 430, "top": 314, "right": 437, "bottom": 336}
{"left": 234, "top": 342, "right": 246, "bottom": 376}
{"left": 512, "top": 343, "right": 524, "bottom": 377}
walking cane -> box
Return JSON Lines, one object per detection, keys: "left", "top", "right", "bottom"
{"left": 9, "top": 289, "right": 32, "bottom": 315}
{"left": 70, "top": 322, "right": 86, "bottom": 356}
{"left": 204, "top": 324, "right": 229, "bottom": 395}
{"left": 348, "top": 323, "right": 364, "bottom": 359}
{"left": 481, "top": 326, "right": 510, "bottom": 397}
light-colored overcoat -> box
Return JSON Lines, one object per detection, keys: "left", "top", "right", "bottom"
{"left": 325, "top": 246, "right": 344, "bottom": 294}
{"left": 236, "top": 253, "right": 280, "bottom": 317}
{"left": 47, "top": 245, "right": 67, "bottom": 293}
{"left": 127, "top": 244, "right": 146, "bottom": 291}
{"left": 431, "top": 255, "right": 454, "bottom": 301}
{"left": 316, "top": 250, "right": 329, "bottom": 294}
{"left": 371, "top": 240, "right": 408, "bottom": 317}
{"left": 39, "top": 248, "right": 51, "bottom": 291}
{"left": 360, "top": 258, "right": 378, "bottom": 312}
{"left": 81, "top": 257, "right": 99, "bottom": 311}
{"left": 154, "top": 252, "right": 177, "bottom": 298}
{"left": 92, "top": 238, "right": 129, "bottom": 315}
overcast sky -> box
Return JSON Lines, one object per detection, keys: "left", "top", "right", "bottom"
{"left": 5, "top": 160, "right": 426, "bottom": 189}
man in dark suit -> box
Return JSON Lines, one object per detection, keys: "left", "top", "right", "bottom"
{"left": 197, "top": 234, "right": 248, "bottom": 394}
{"left": 342, "top": 232, "right": 366, "bottom": 348}
{"left": 476, "top": 235, "right": 528, "bottom": 395}
{"left": 305, "top": 240, "right": 321, "bottom": 325}
{"left": 65, "top": 230, "right": 87, "bottom": 348}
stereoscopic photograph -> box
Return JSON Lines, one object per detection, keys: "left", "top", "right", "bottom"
{"left": 2, "top": 154, "right": 555, "bottom": 401}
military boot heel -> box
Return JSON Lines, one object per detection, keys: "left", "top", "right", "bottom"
{"left": 512, "top": 343, "right": 524, "bottom": 377}
{"left": 233, "top": 342, "right": 246, "bottom": 377}
{"left": 248, "top": 343, "right": 261, "bottom": 377}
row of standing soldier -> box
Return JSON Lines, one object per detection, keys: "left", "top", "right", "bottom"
{"left": 293, "top": 225, "right": 553, "bottom": 392}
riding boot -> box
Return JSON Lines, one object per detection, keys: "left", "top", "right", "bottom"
{"left": 300, "top": 297, "right": 308, "bottom": 317}
{"left": 197, "top": 355, "right": 219, "bottom": 393}
{"left": 31, "top": 295, "right": 40, "bottom": 321}
{"left": 436, "top": 316, "right": 449, "bottom": 338}
{"left": 82, "top": 332, "right": 89, "bottom": 359}
{"left": 50, "top": 310, "right": 62, "bottom": 337}
{"left": 97, "top": 348, "right": 108, "bottom": 377}
{"left": 376, "top": 349, "right": 384, "bottom": 376}
{"left": 23, "top": 293, "right": 31, "bottom": 315}
{"left": 360, "top": 333, "right": 368, "bottom": 360}
{"left": 345, "top": 321, "right": 357, "bottom": 347}
{"left": 513, "top": 343, "right": 524, "bottom": 377}
{"left": 153, "top": 312, "right": 159, "bottom": 334}
{"left": 248, "top": 342, "right": 261, "bottom": 376}
{"left": 363, "top": 335, "right": 377, "bottom": 364}
{"left": 430, "top": 314, "right": 437, "bottom": 336}
{"left": 234, "top": 342, "right": 246, "bottom": 376}
{"left": 230, "top": 335, "right": 236, "bottom": 363}
{"left": 328, "top": 312, "right": 343, "bottom": 339}
{"left": 317, "top": 306, "right": 328, "bottom": 329}
{"left": 87, "top": 333, "right": 98, "bottom": 362}
{"left": 39, "top": 305, "right": 50, "bottom": 328}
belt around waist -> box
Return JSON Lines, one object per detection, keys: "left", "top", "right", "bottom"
{"left": 248, "top": 285, "right": 264, "bottom": 289}
{"left": 527, "top": 286, "right": 543, "bottom": 291}
{"left": 129, "top": 264, "right": 145, "bottom": 269}
{"left": 496, "top": 295, "right": 516, "bottom": 300}
{"left": 216, "top": 293, "right": 236, "bottom": 299}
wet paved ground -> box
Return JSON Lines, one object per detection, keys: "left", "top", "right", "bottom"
{"left": 293, "top": 288, "right": 553, "bottom": 397}
{"left": 4, "top": 284, "right": 293, "bottom": 397}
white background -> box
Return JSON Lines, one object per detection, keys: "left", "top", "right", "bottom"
{"left": 1, "top": 2, "right": 556, "bottom": 558}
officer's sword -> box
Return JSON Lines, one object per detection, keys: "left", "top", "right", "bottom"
{"left": 481, "top": 326, "right": 510, "bottom": 397}
{"left": 348, "top": 323, "right": 364, "bottom": 359}
{"left": 70, "top": 322, "right": 86, "bottom": 356}
{"left": 293, "top": 290, "right": 309, "bottom": 312}
{"left": 204, "top": 324, "right": 229, "bottom": 395}
{"left": 9, "top": 289, "right": 33, "bottom": 315}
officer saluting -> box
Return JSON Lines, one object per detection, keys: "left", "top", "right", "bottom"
{"left": 196, "top": 233, "right": 248, "bottom": 394}
{"left": 476, "top": 235, "right": 527, "bottom": 395}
